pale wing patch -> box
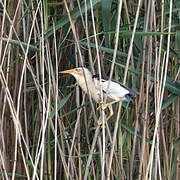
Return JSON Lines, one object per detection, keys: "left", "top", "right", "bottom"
{"left": 93, "top": 78, "right": 131, "bottom": 99}
{"left": 101, "top": 81, "right": 129, "bottom": 97}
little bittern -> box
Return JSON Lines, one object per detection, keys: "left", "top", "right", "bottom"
{"left": 60, "top": 67, "right": 138, "bottom": 124}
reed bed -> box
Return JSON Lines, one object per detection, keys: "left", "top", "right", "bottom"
{"left": 0, "top": 0, "right": 180, "bottom": 179}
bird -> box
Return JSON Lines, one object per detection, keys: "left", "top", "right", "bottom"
{"left": 60, "top": 67, "right": 138, "bottom": 125}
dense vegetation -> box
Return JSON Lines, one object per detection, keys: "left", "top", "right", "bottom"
{"left": 0, "top": 0, "right": 180, "bottom": 179}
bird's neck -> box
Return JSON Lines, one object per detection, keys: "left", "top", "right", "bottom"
{"left": 77, "top": 76, "right": 96, "bottom": 93}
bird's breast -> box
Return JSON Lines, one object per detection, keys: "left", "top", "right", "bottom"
{"left": 76, "top": 76, "right": 101, "bottom": 103}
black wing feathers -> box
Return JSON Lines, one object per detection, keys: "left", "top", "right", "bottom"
{"left": 92, "top": 74, "right": 139, "bottom": 95}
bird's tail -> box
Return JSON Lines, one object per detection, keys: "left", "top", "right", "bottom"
{"left": 125, "top": 93, "right": 136, "bottom": 102}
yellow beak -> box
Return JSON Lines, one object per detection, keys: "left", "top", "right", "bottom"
{"left": 59, "top": 68, "right": 77, "bottom": 74}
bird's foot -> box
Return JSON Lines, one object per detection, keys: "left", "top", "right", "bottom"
{"left": 97, "top": 105, "right": 102, "bottom": 110}
{"left": 97, "top": 101, "right": 104, "bottom": 110}
{"left": 101, "top": 104, "right": 109, "bottom": 111}
{"left": 97, "top": 103, "right": 109, "bottom": 111}
{"left": 97, "top": 120, "right": 107, "bottom": 128}
{"left": 105, "top": 113, "right": 113, "bottom": 122}
{"left": 97, "top": 120, "right": 103, "bottom": 127}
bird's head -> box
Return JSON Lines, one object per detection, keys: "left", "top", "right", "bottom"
{"left": 60, "top": 67, "right": 92, "bottom": 79}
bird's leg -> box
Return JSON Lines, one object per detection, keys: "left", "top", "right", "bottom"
{"left": 97, "top": 111, "right": 106, "bottom": 127}
{"left": 97, "top": 101, "right": 118, "bottom": 127}
{"left": 96, "top": 101, "right": 104, "bottom": 110}
{"left": 97, "top": 99, "right": 119, "bottom": 111}
{"left": 97, "top": 101, "right": 105, "bottom": 127}
{"left": 97, "top": 101, "right": 117, "bottom": 127}
{"left": 104, "top": 105, "right": 113, "bottom": 123}
{"left": 101, "top": 100, "right": 119, "bottom": 111}
{"left": 97, "top": 105, "right": 113, "bottom": 127}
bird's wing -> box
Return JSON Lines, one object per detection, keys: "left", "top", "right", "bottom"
{"left": 93, "top": 76, "right": 130, "bottom": 97}
{"left": 93, "top": 74, "right": 139, "bottom": 95}
{"left": 102, "top": 81, "right": 130, "bottom": 97}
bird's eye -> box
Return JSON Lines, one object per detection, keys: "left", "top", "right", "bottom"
{"left": 76, "top": 69, "right": 81, "bottom": 73}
